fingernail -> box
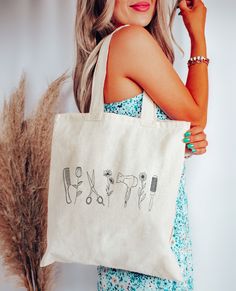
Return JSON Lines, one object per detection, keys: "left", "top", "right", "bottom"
{"left": 187, "top": 143, "right": 194, "bottom": 149}
{"left": 183, "top": 137, "right": 190, "bottom": 143}
{"left": 191, "top": 148, "right": 197, "bottom": 153}
{"left": 184, "top": 131, "right": 191, "bottom": 137}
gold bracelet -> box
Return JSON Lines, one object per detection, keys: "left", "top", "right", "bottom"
{"left": 187, "top": 56, "right": 210, "bottom": 67}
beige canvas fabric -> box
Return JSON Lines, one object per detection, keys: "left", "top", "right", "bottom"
{"left": 40, "top": 24, "right": 190, "bottom": 282}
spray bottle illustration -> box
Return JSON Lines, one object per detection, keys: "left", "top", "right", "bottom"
{"left": 148, "top": 175, "right": 158, "bottom": 211}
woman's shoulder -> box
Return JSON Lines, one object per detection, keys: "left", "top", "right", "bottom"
{"left": 113, "top": 24, "right": 151, "bottom": 39}
{"left": 108, "top": 24, "right": 165, "bottom": 82}
{"left": 111, "top": 24, "right": 155, "bottom": 50}
{"left": 109, "top": 24, "right": 163, "bottom": 69}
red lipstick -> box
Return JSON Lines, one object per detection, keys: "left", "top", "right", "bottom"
{"left": 130, "top": 1, "right": 150, "bottom": 12}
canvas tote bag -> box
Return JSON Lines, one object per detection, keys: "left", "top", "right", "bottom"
{"left": 40, "top": 24, "right": 190, "bottom": 282}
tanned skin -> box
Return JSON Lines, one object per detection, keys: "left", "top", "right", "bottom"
{"left": 104, "top": 0, "right": 208, "bottom": 156}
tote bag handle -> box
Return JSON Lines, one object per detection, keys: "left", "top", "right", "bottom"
{"left": 90, "top": 24, "right": 157, "bottom": 126}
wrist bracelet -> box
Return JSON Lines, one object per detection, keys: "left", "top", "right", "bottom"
{"left": 187, "top": 56, "right": 210, "bottom": 67}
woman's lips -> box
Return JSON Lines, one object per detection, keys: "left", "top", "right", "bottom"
{"left": 130, "top": 2, "right": 150, "bottom": 12}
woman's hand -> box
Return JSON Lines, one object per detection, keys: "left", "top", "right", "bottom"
{"left": 183, "top": 125, "right": 208, "bottom": 156}
{"left": 178, "top": 0, "right": 207, "bottom": 40}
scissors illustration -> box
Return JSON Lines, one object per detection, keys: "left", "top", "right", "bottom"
{"left": 86, "top": 170, "right": 105, "bottom": 206}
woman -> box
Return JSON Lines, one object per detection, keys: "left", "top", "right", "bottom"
{"left": 73, "top": 0, "right": 209, "bottom": 290}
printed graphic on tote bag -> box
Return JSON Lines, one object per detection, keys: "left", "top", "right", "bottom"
{"left": 62, "top": 167, "right": 159, "bottom": 211}
{"left": 86, "top": 169, "right": 105, "bottom": 206}
{"left": 148, "top": 175, "right": 158, "bottom": 211}
{"left": 137, "top": 172, "right": 147, "bottom": 209}
{"left": 116, "top": 172, "right": 139, "bottom": 208}
{"left": 63, "top": 167, "right": 83, "bottom": 205}
{"left": 103, "top": 170, "right": 115, "bottom": 207}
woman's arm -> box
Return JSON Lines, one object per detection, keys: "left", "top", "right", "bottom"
{"left": 179, "top": 0, "right": 208, "bottom": 129}
{"left": 111, "top": 25, "right": 205, "bottom": 127}
{"left": 186, "top": 35, "right": 208, "bottom": 129}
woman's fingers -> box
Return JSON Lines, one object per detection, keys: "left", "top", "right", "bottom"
{"left": 178, "top": 0, "right": 194, "bottom": 10}
{"left": 178, "top": 0, "right": 191, "bottom": 11}
{"left": 191, "top": 147, "right": 207, "bottom": 155}
{"left": 185, "top": 145, "right": 206, "bottom": 156}
{"left": 192, "top": 0, "right": 204, "bottom": 7}
{"left": 185, "top": 126, "right": 207, "bottom": 141}
{"left": 185, "top": 139, "right": 208, "bottom": 155}
{"left": 183, "top": 126, "right": 208, "bottom": 155}
{"left": 187, "top": 139, "right": 208, "bottom": 149}
{"left": 178, "top": 0, "right": 205, "bottom": 10}
{"left": 183, "top": 132, "right": 208, "bottom": 144}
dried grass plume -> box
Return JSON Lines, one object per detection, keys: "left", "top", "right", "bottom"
{"left": 0, "top": 71, "right": 69, "bottom": 291}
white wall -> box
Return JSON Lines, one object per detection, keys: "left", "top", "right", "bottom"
{"left": 0, "top": 1, "right": 235, "bottom": 290}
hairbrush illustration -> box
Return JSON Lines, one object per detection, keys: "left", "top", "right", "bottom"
{"left": 116, "top": 172, "right": 138, "bottom": 208}
{"left": 148, "top": 175, "right": 158, "bottom": 211}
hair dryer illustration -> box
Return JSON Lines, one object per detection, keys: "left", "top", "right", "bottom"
{"left": 116, "top": 172, "right": 138, "bottom": 208}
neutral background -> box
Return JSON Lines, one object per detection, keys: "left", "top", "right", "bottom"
{"left": 0, "top": 0, "right": 235, "bottom": 290}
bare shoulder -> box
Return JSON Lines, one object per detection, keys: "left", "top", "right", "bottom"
{"left": 110, "top": 24, "right": 158, "bottom": 53}
{"left": 107, "top": 24, "right": 202, "bottom": 125}
{"left": 112, "top": 24, "right": 152, "bottom": 42}
{"left": 109, "top": 24, "right": 167, "bottom": 77}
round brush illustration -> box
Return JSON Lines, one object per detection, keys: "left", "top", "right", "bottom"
{"left": 148, "top": 175, "right": 158, "bottom": 211}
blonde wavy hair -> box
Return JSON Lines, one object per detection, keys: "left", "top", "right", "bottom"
{"left": 73, "top": 0, "right": 181, "bottom": 113}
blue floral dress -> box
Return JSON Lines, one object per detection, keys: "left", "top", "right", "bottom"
{"left": 97, "top": 92, "right": 194, "bottom": 291}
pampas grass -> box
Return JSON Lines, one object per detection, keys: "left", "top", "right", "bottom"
{"left": 0, "top": 71, "right": 69, "bottom": 290}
